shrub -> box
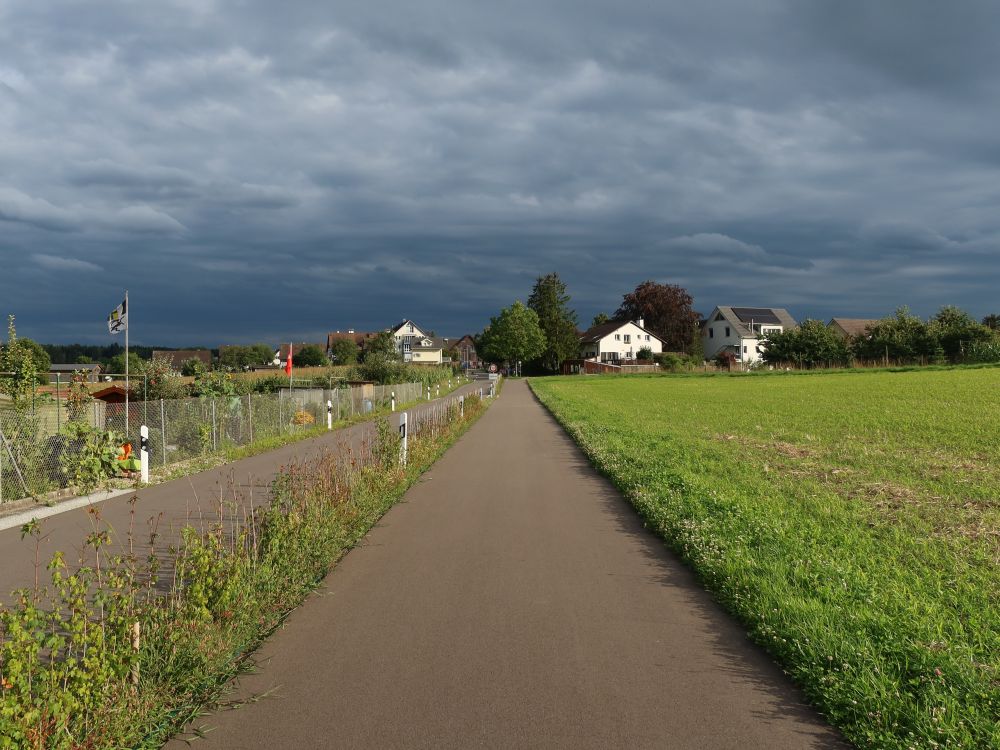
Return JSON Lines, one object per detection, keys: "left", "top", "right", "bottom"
{"left": 656, "top": 352, "right": 687, "bottom": 371}
{"left": 58, "top": 422, "right": 125, "bottom": 493}
{"left": 715, "top": 350, "right": 738, "bottom": 368}
{"left": 180, "top": 358, "right": 206, "bottom": 377}
{"left": 963, "top": 339, "right": 1000, "bottom": 363}
{"left": 293, "top": 345, "right": 327, "bottom": 367}
{"left": 636, "top": 346, "right": 653, "bottom": 361}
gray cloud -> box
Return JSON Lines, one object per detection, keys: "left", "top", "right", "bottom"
{"left": 2, "top": 0, "right": 1000, "bottom": 345}
{"left": 32, "top": 253, "right": 103, "bottom": 272}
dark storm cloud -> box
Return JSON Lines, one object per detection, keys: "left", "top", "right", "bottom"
{"left": 2, "top": 0, "right": 1000, "bottom": 345}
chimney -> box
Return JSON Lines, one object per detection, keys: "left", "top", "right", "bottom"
{"left": 637, "top": 318, "right": 645, "bottom": 329}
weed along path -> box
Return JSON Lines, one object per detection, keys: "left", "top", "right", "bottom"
{"left": 170, "top": 380, "right": 844, "bottom": 750}
{"left": 0, "top": 382, "right": 484, "bottom": 599}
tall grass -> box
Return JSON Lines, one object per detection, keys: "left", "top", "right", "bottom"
{"left": 0, "top": 394, "right": 488, "bottom": 748}
{"left": 531, "top": 370, "right": 998, "bottom": 750}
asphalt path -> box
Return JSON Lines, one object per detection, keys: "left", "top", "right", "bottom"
{"left": 169, "top": 379, "right": 844, "bottom": 749}
{"left": 0, "top": 382, "right": 485, "bottom": 600}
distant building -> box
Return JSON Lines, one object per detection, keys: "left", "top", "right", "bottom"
{"left": 91, "top": 385, "right": 128, "bottom": 404}
{"left": 701, "top": 306, "right": 798, "bottom": 364}
{"left": 828, "top": 318, "right": 879, "bottom": 340}
{"left": 47, "top": 363, "right": 102, "bottom": 383}
{"left": 454, "top": 335, "right": 478, "bottom": 368}
{"left": 409, "top": 336, "right": 450, "bottom": 365}
{"left": 152, "top": 349, "right": 212, "bottom": 371}
{"left": 390, "top": 319, "right": 431, "bottom": 362}
{"left": 577, "top": 318, "right": 664, "bottom": 363}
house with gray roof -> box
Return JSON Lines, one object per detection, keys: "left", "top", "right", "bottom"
{"left": 828, "top": 318, "right": 878, "bottom": 340}
{"left": 701, "top": 306, "right": 798, "bottom": 364}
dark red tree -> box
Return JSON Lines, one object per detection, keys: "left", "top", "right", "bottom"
{"left": 614, "top": 280, "right": 701, "bottom": 353}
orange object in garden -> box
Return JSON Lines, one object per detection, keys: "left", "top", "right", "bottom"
{"left": 117, "top": 443, "right": 132, "bottom": 462}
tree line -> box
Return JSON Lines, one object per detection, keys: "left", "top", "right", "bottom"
{"left": 762, "top": 307, "right": 1000, "bottom": 368}
{"left": 476, "top": 274, "right": 702, "bottom": 373}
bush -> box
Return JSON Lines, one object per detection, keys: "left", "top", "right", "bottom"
{"left": 656, "top": 352, "right": 688, "bottom": 371}
{"left": 636, "top": 346, "right": 653, "bottom": 361}
{"left": 963, "top": 339, "right": 1000, "bottom": 363}
{"left": 715, "top": 350, "right": 738, "bottom": 369}
{"left": 293, "top": 345, "right": 327, "bottom": 367}
{"left": 58, "top": 422, "right": 125, "bottom": 493}
{"left": 180, "top": 358, "right": 206, "bottom": 377}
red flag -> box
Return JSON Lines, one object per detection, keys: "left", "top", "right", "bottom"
{"left": 285, "top": 343, "right": 293, "bottom": 375}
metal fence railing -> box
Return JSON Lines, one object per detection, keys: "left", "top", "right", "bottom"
{"left": 0, "top": 382, "right": 425, "bottom": 504}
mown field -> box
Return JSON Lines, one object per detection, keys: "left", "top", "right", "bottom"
{"left": 530, "top": 369, "right": 999, "bottom": 750}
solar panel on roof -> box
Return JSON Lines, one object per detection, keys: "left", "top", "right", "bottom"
{"left": 732, "top": 307, "right": 780, "bottom": 325}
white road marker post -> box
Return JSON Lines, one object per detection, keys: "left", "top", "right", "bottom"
{"left": 391, "top": 391, "right": 396, "bottom": 412}
{"left": 436, "top": 383, "right": 440, "bottom": 397}
{"left": 399, "top": 412, "right": 408, "bottom": 467}
{"left": 327, "top": 400, "right": 333, "bottom": 430}
{"left": 426, "top": 385, "right": 431, "bottom": 401}
{"left": 139, "top": 425, "right": 149, "bottom": 484}
{"left": 460, "top": 395, "right": 464, "bottom": 418}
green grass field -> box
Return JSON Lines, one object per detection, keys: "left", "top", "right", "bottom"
{"left": 530, "top": 369, "right": 999, "bottom": 750}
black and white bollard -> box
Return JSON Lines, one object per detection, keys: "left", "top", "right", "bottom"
{"left": 436, "top": 383, "right": 440, "bottom": 397}
{"left": 140, "top": 425, "right": 149, "bottom": 483}
{"left": 391, "top": 391, "right": 396, "bottom": 412}
{"left": 399, "top": 412, "right": 408, "bottom": 466}
{"left": 327, "top": 400, "right": 333, "bottom": 430}
{"left": 426, "top": 385, "right": 431, "bottom": 400}
{"left": 460, "top": 396, "right": 464, "bottom": 418}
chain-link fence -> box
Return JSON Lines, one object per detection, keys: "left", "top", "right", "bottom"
{"left": 0, "top": 381, "right": 425, "bottom": 504}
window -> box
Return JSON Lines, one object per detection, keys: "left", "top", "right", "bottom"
{"left": 709, "top": 328, "right": 714, "bottom": 339}
{"left": 725, "top": 327, "right": 730, "bottom": 337}
{"left": 407, "top": 323, "right": 414, "bottom": 333}
{"left": 645, "top": 335, "right": 650, "bottom": 341}
{"left": 624, "top": 334, "right": 631, "bottom": 343}
{"left": 743, "top": 345, "right": 747, "bottom": 354}
{"left": 615, "top": 334, "right": 620, "bottom": 340}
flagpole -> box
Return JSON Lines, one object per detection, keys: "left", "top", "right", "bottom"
{"left": 125, "top": 290, "right": 129, "bottom": 439}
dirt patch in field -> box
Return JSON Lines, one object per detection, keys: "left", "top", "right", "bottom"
{"left": 714, "top": 434, "right": 816, "bottom": 459}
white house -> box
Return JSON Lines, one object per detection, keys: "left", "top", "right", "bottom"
{"left": 578, "top": 318, "right": 664, "bottom": 363}
{"left": 409, "top": 336, "right": 450, "bottom": 365}
{"left": 390, "top": 319, "right": 430, "bottom": 362}
{"left": 701, "top": 306, "right": 798, "bottom": 364}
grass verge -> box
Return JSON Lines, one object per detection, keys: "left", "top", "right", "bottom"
{"left": 0, "top": 391, "right": 491, "bottom": 748}
{"left": 530, "top": 370, "right": 998, "bottom": 750}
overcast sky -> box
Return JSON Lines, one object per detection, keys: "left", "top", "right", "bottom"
{"left": 2, "top": 0, "right": 999, "bottom": 346}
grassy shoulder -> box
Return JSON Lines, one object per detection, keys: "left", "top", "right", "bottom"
{"left": 0, "top": 390, "right": 492, "bottom": 749}
{"left": 530, "top": 370, "right": 998, "bottom": 750}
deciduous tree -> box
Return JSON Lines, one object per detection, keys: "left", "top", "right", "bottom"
{"left": 0, "top": 315, "right": 42, "bottom": 404}
{"left": 614, "top": 281, "right": 700, "bottom": 353}
{"left": 329, "top": 338, "right": 359, "bottom": 364}
{"left": 293, "top": 344, "right": 327, "bottom": 367}
{"left": 479, "top": 301, "right": 546, "bottom": 367}
{"left": 929, "top": 306, "right": 994, "bottom": 362}
{"left": 763, "top": 320, "right": 850, "bottom": 368}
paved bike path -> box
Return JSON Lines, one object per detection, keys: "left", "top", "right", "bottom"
{"left": 171, "top": 380, "right": 843, "bottom": 749}
{"left": 0, "top": 383, "right": 482, "bottom": 599}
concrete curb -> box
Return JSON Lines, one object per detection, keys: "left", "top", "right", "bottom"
{"left": 0, "top": 488, "right": 133, "bottom": 533}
